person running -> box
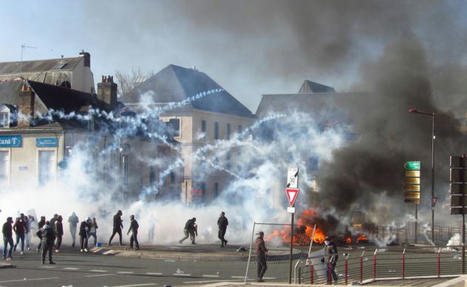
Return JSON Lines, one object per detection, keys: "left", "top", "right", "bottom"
{"left": 88, "top": 218, "right": 98, "bottom": 247}
{"left": 40, "top": 221, "right": 55, "bottom": 264}
{"left": 54, "top": 215, "right": 64, "bottom": 253}
{"left": 108, "top": 210, "right": 123, "bottom": 246}
{"left": 255, "top": 231, "right": 268, "bottom": 282}
{"left": 127, "top": 215, "right": 140, "bottom": 250}
{"left": 2, "top": 217, "right": 14, "bottom": 260}
{"left": 68, "top": 212, "right": 79, "bottom": 248}
{"left": 36, "top": 216, "right": 46, "bottom": 251}
{"left": 13, "top": 215, "right": 27, "bottom": 255}
{"left": 179, "top": 217, "right": 197, "bottom": 244}
{"left": 79, "top": 220, "right": 89, "bottom": 253}
{"left": 217, "top": 211, "right": 229, "bottom": 247}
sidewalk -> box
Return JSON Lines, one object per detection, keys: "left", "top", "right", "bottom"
{"left": 91, "top": 244, "right": 304, "bottom": 261}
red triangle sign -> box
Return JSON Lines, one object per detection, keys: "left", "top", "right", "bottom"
{"left": 286, "top": 188, "right": 299, "bottom": 206}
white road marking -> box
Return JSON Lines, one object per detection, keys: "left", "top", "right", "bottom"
{"left": 0, "top": 277, "right": 59, "bottom": 283}
{"left": 202, "top": 274, "right": 220, "bottom": 278}
{"left": 111, "top": 283, "right": 157, "bottom": 287}
{"left": 117, "top": 271, "right": 134, "bottom": 274}
{"left": 145, "top": 272, "right": 163, "bottom": 276}
{"left": 173, "top": 273, "right": 191, "bottom": 276}
{"left": 85, "top": 274, "right": 113, "bottom": 278}
{"left": 63, "top": 267, "right": 79, "bottom": 270}
{"left": 263, "top": 276, "right": 277, "bottom": 279}
{"left": 231, "top": 275, "right": 245, "bottom": 279}
{"left": 89, "top": 269, "right": 108, "bottom": 273}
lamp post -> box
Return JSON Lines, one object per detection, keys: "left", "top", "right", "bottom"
{"left": 408, "top": 107, "right": 436, "bottom": 244}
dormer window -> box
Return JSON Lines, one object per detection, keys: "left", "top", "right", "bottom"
{"left": 0, "top": 105, "right": 10, "bottom": 128}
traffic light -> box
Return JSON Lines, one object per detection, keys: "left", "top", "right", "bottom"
{"left": 404, "top": 161, "right": 421, "bottom": 204}
{"left": 450, "top": 155, "right": 466, "bottom": 215}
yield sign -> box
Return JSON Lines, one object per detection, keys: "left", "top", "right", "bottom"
{"left": 286, "top": 188, "right": 299, "bottom": 207}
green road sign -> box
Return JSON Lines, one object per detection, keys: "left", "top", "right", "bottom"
{"left": 405, "top": 161, "right": 421, "bottom": 171}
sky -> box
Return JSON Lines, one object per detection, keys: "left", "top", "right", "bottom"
{"left": 1, "top": 0, "right": 467, "bottom": 112}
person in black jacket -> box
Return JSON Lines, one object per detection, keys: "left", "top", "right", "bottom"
{"left": 127, "top": 215, "right": 139, "bottom": 250}
{"left": 41, "top": 221, "right": 55, "bottom": 264}
{"left": 36, "top": 216, "right": 46, "bottom": 251}
{"left": 179, "top": 217, "right": 197, "bottom": 244}
{"left": 108, "top": 210, "right": 123, "bottom": 246}
{"left": 2, "top": 217, "right": 14, "bottom": 260}
{"left": 13, "top": 214, "right": 27, "bottom": 255}
{"left": 54, "top": 215, "right": 63, "bottom": 253}
{"left": 79, "top": 220, "right": 89, "bottom": 253}
{"left": 217, "top": 211, "right": 229, "bottom": 247}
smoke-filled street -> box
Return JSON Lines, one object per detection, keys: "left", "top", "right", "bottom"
{"left": 1, "top": 0, "right": 467, "bottom": 286}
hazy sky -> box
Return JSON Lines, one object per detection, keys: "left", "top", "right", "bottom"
{"left": 1, "top": 0, "right": 467, "bottom": 111}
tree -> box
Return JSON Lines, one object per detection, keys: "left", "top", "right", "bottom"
{"left": 114, "top": 68, "right": 153, "bottom": 102}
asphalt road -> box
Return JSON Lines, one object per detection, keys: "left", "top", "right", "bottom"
{"left": 0, "top": 245, "right": 463, "bottom": 286}
{"left": 0, "top": 246, "right": 292, "bottom": 287}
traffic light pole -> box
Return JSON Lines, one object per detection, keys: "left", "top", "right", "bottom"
{"left": 431, "top": 113, "right": 435, "bottom": 245}
{"left": 415, "top": 204, "right": 418, "bottom": 244}
{"left": 461, "top": 155, "right": 465, "bottom": 274}
{"left": 289, "top": 212, "right": 294, "bottom": 284}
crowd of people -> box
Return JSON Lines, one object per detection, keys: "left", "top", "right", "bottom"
{"left": 2, "top": 210, "right": 230, "bottom": 263}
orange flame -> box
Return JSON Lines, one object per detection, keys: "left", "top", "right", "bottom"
{"left": 356, "top": 234, "right": 369, "bottom": 243}
{"left": 345, "top": 236, "right": 352, "bottom": 244}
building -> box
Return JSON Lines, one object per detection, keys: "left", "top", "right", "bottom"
{"left": 123, "top": 64, "right": 255, "bottom": 203}
{"left": 0, "top": 51, "right": 95, "bottom": 94}
{"left": 0, "top": 55, "right": 178, "bottom": 199}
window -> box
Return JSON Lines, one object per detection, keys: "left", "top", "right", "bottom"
{"left": 238, "top": 125, "right": 242, "bottom": 134}
{"left": 0, "top": 151, "right": 9, "bottom": 184}
{"left": 38, "top": 150, "right": 56, "bottom": 186}
{"left": 214, "top": 122, "right": 219, "bottom": 139}
{"left": 214, "top": 182, "right": 219, "bottom": 198}
{"left": 167, "top": 118, "right": 180, "bottom": 137}
{"left": 226, "top": 124, "right": 231, "bottom": 140}
{"left": 0, "top": 105, "right": 10, "bottom": 128}
{"left": 201, "top": 120, "right": 206, "bottom": 133}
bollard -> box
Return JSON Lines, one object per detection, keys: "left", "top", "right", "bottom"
{"left": 298, "top": 267, "right": 302, "bottom": 284}
{"left": 373, "top": 249, "right": 378, "bottom": 281}
{"left": 402, "top": 248, "right": 406, "bottom": 280}
{"left": 360, "top": 251, "right": 365, "bottom": 284}
{"left": 437, "top": 248, "right": 441, "bottom": 278}
{"left": 310, "top": 264, "right": 314, "bottom": 284}
{"left": 345, "top": 257, "right": 349, "bottom": 285}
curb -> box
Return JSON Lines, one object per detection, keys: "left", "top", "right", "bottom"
{"left": 0, "top": 263, "right": 15, "bottom": 269}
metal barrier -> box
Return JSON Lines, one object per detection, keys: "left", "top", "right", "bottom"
{"left": 297, "top": 246, "right": 464, "bottom": 285}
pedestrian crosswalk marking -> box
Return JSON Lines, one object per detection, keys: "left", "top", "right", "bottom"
{"left": 202, "top": 274, "right": 220, "bottom": 278}
{"left": 173, "top": 273, "right": 191, "bottom": 276}
{"left": 145, "top": 272, "right": 162, "bottom": 276}
{"left": 63, "top": 267, "right": 79, "bottom": 270}
{"left": 89, "top": 269, "right": 107, "bottom": 273}
{"left": 85, "top": 274, "right": 113, "bottom": 278}
{"left": 117, "top": 271, "right": 134, "bottom": 274}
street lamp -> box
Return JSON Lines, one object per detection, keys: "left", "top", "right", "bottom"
{"left": 408, "top": 107, "right": 436, "bottom": 244}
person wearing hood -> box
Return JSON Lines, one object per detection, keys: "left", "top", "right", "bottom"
{"left": 79, "top": 219, "right": 89, "bottom": 253}
{"left": 40, "top": 221, "right": 55, "bottom": 264}
{"left": 68, "top": 212, "right": 79, "bottom": 248}
{"left": 217, "top": 211, "right": 229, "bottom": 247}
{"left": 36, "top": 216, "right": 46, "bottom": 251}
{"left": 255, "top": 231, "right": 268, "bottom": 282}
{"left": 127, "top": 215, "right": 139, "bottom": 250}
{"left": 13, "top": 214, "right": 27, "bottom": 255}
{"left": 179, "top": 217, "right": 197, "bottom": 244}
{"left": 322, "top": 236, "right": 338, "bottom": 284}
{"left": 108, "top": 210, "right": 123, "bottom": 246}
{"left": 54, "top": 215, "right": 64, "bottom": 253}
{"left": 2, "top": 217, "right": 14, "bottom": 260}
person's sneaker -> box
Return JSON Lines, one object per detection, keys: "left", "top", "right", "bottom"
{"left": 6, "top": 257, "right": 11, "bottom": 261}
{"left": 257, "top": 278, "right": 264, "bottom": 282}
{"left": 80, "top": 249, "right": 84, "bottom": 252}
{"left": 55, "top": 249, "right": 59, "bottom": 253}
{"left": 49, "top": 261, "right": 56, "bottom": 265}
{"left": 27, "top": 247, "right": 31, "bottom": 251}
{"left": 20, "top": 251, "right": 24, "bottom": 255}
{"left": 84, "top": 248, "right": 88, "bottom": 253}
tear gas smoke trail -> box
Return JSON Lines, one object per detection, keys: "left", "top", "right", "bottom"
{"left": 422, "top": 223, "right": 435, "bottom": 246}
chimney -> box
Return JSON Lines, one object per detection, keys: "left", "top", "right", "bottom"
{"left": 18, "top": 82, "right": 35, "bottom": 127}
{"left": 97, "top": 75, "right": 117, "bottom": 108}
{"left": 79, "top": 50, "right": 91, "bottom": 67}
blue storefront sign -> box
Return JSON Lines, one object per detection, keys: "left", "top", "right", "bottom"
{"left": 0, "top": 135, "right": 22, "bottom": 147}
{"left": 36, "top": 138, "right": 58, "bottom": 148}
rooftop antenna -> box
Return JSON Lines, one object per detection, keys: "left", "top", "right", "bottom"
{"left": 20, "top": 43, "right": 37, "bottom": 74}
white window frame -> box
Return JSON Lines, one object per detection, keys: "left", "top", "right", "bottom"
{"left": 36, "top": 148, "right": 57, "bottom": 186}
{"left": 0, "top": 149, "right": 10, "bottom": 185}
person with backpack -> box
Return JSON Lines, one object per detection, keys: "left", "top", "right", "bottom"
{"left": 322, "top": 236, "right": 338, "bottom": 284}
